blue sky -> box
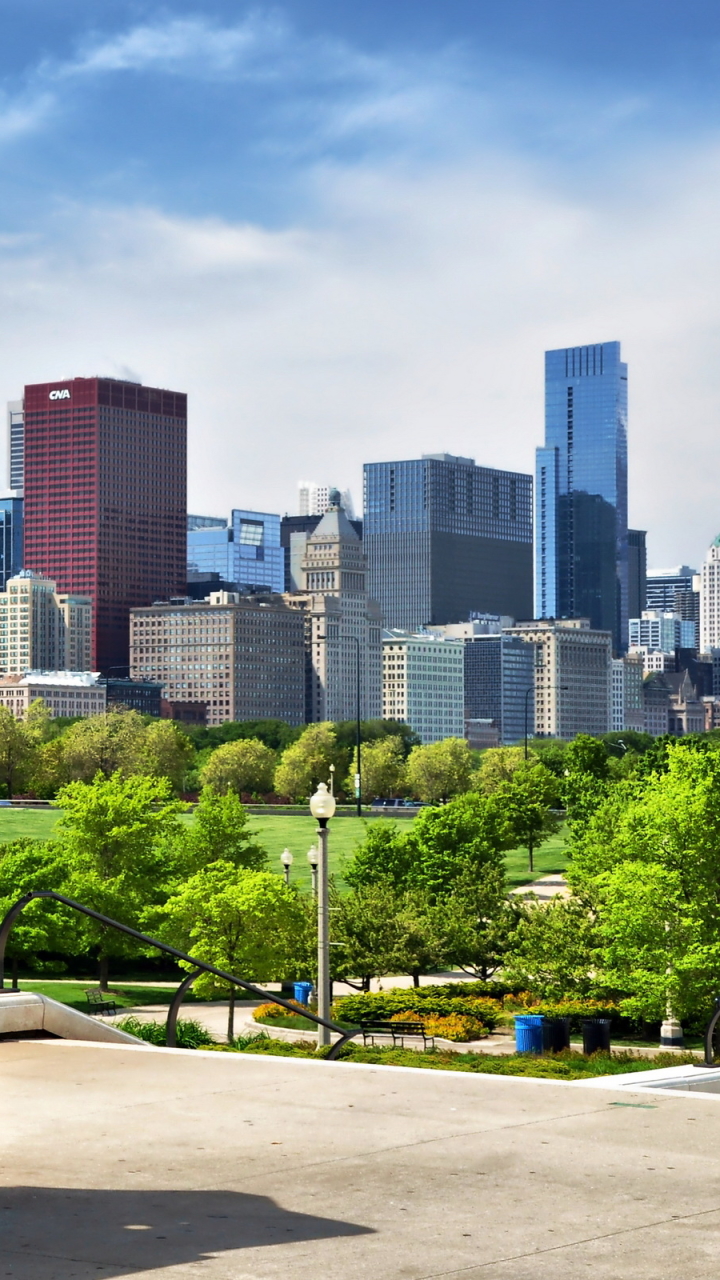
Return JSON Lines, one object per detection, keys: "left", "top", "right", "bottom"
{"left": 2, "top": 1, "right": 720, "bottom": 563}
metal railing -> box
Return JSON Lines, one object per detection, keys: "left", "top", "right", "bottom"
{"left": 0, "top": 890, "right": 360, "bottom": 1061}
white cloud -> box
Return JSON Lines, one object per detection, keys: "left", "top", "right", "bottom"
{"left": 67, "top": 14, "right": 289, "bottom": 78}
{"left": 1, "top": 139, "right": 720, "bottom": 567}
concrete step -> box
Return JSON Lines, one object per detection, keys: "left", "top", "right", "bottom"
{"left": 0, "top": 992, "right": 147, "bottom": 1045}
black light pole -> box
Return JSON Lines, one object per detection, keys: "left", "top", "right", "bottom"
{"left": 523, "top": 686, "right": 534, "bottom": 760}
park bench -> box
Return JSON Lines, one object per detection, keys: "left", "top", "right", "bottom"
{"left": 85, "top": 988, "right": 117, "bottom": 1017}
{"left": 359, "top": 1020, "right": 435, "bottom": 1049}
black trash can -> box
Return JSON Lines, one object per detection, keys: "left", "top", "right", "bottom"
{"left": 543, "top": 1017, "right": 571, "bottom": 1053}
{"left": 582, "top": 1018, "right": 611, "bottom": 1055}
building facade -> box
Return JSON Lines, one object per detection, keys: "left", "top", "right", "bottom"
{"left": 286, "top": 504, "right": 382, "bottom": 722}
{"left": 646, "top": 565, "right": 700, "bottom": 648}
{"left": 643, "top": 672, "right": 671, "bottom": 737}
{"left": 21, "top": 376, "right": 187, "bottom": 674}
{"left": 0, "top": 670, "right": 105, "bottom": 719}
{"left": 101, "top": 677, "right": 163, "bottom": 716}
{"left": 130, "top": 592, "right": 306, "bottom": 728}
{"left": 0, "top": 495, "right": 23, "bottom": 591}
{"left": 611, "top": 654, "right": 645, "bottom": 732}
{"left": 629, "top": 611, "right": 696, "bottom": 653}
{"left": 699, "top": 537, "right": 720, "bottom": 653}
{"left": 187, "top": 510, "right": 284, "bottom": 595}
{"left": 427, "top": 621, "right": 534, "bottom": 746}
{"left": 506, "top": 618, "right": 612, "bottom": 740}
{"left": 0, "top": 571, "right": 91, "bottom": 675}
{"left": 627, "top": 529, "right": 647, "bottom": 620}
{"left": 281, "top": 511, "right": 363, "bottom": 592}
{"left": 298, "top": 482, "right": 355, "bottom": 520}
{"left": 6, "top": 400, "right": 24, "bottom": 492}
{"left": 535, "top": 342, "right": 628, "bottom": 653}
{"left": 364, "top": 453, "right": 533, "bottom": 631}
{"left": 382, "top": 630, "right": 464, "bottom": 743}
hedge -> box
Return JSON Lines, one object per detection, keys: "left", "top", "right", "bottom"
{"left": 332, "top": 990, "right": 503, "bottom": 1029}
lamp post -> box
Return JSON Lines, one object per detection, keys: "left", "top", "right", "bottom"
{"left": 523, "top": 686, "right": 534, "bottom": 760}
{"left": 280, "top": 848, "right": 293, "bottom": 886}
{"left": 307, "top": 845, "right": 319, "bottom": 899}
{"left": 309, "top": 780, "right": 336, "bottom": 1048}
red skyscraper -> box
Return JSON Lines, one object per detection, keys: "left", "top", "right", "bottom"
{"left": 23, "top": 377, "right": 187, "bottom": 674}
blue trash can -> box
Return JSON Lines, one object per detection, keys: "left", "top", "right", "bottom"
{"left": 293, "top": 982, "right": 313, "bottom": 1006}
{"left": 515, "top": 1014, "right": 545, "bottom": 1054}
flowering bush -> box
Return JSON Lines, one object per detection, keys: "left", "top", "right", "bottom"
{"left": 386, "top": 1008, "right": 487, "bottom": 1042}
{"left": 333, "top": 989, "right": 502, "bottom": 1029}
{"left": 254, "top": 1000, "right": 311, "bottom": 1025}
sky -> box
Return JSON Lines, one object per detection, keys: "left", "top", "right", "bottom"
{"left": 2, "top": 2, "right": 720, "bottom": 566}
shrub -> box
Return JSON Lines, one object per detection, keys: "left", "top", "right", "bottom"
{"left": 333, "top": 989, "right": 502, "bottom": 1029}
{"left": 117, "top": 1016, "right": 215, "bottom": 1048}
{"left": 254, "top": 1000, "right": 310, "bottom": 1025}
{"left": 388, "top": 1008, "right": 487, "bottom": 1041}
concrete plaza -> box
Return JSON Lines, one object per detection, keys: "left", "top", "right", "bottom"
{"left": 3, "top": 1038, "right": 720, "bottom": 1279}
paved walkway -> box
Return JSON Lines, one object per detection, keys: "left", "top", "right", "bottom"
{"left": 3, "top": 1037, "right": 720, "bottom": 1278}
{"left": 510, "top": 873, "right": 570, "bottom": 902}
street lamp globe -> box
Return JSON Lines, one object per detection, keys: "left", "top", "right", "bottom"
{"left": 307, "top": 846, "right": 319, "bottom": 869}
{"left": 280, "top": 849, "right": 293, "bottom": 868}
{"left": 309, "top": 782, "right": 336, "bottom": 821}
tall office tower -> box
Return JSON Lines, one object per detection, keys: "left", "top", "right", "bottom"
{"left": 7, "top": 400, "right": 24, "bottom": 492}
{"left": 0, "top": 571, "right": 92, "bottom": 674}
{"left": 699, "top": 536, "right": 720, "bottom": 652}
{"left": 281, "top": 508, "right": 363, "bottom": 592}
{"left": 22, "top": 377, "right": 186, "bottom": 674}
{"left": 627, "top": 529, "right": 647, "bottom": 620}
{"left": 646, "top": 565, "right": 700, "bottom": 647}
{"left": 382, "top": 630, "right": 464, "bottom": 743}
{"left": 0, "top": 495, "right": 23, "bottom": 590}
{"left": 187, "top": 510, "right": 284, "bottom": 595}
{"left": 364, "top": 454, "right": 533, "bottom": 631}
{"left": 506, "top": 618, "right": 612, "bottom": 740}
{"left": 536, "top": 342, "right": 628, "bottom": 653}
{"left": 285, "top": 501, "right": 382, "bottom": 722}
{"left": 429, "top": 622, "right": 537, "bottom": 746}
{"left": 298, "top": 481, "right": 355, "bottom": 520}
{"left": 130, "top": 592, "right": 305, "bottom": 728}
{"left": 629, "top": 611, "right": 696, "bottom": 653}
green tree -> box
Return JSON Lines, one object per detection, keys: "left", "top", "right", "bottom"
{"left": 273, "top": 723, "right": 347, "bottom": 801}
{"left": 437, "top": 863, "right": 523, "bottom": 979}
{"left": 333, "top": 719, "right": 420, "bottom": 755}
{"left": 55, "top": 772, "right": 186, "bottom": 989}
{"left": 345, "top": 735, "right": 407, "bottom": 800}
{"left": 565, "top": 734, "right": 609, "bottom": 779}
{"left": 389, "top": 888, "right": 448, "bottom": 986}
{"left": 182, "top": 786, "right": 267, "bottom": 874}
{"left": 142, "top": 720, "right": 193, "bottom": 792}
{"left": 160, "top": 862, "right": 305, "bottom": 1040}
{"left": 0, "top": 705, "right": 38, "bottom": 797}
{"left": 497, "top": 762, "right": 560, "bottom": 872}
{"left": 200, "top": 738, "right": 276, "bottom": 796}
{"left": 475, "top": 746, "right": 534, "bottom": 795}
{"left": 329, "top": 879, "right": 405, "bottom": 989}
{"left": 344, "top": 822, "right": 415, "bottom": 891}
{"left": 405, "top": 738, "right": 474, "bottom": 803}
{"left": 503, "top": 897, "right": 599, "bottom": 1000}
{"left": 0, "top": 839, "right": 74, "bottom": 986}
{"left": 61, "top": 709, "right": 147, "bottom": 782}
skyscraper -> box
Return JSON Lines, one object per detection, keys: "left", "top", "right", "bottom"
{"left": 6, "top": 401, "right": 24, "bottom": 492}
{"left": 646, "top": 565, "right": 700, "bottom": 648}
{"left": 536, "top": 342, "right": 628, "bottom": 652}
{"left": 627, "top": 529, "right": 647, "bottom": 620}
{"left": 364, "top": 454, "right": 533, "bottom": 631}
{"left": 0, "top": 495, "right": 23, "bottom": 591}
{"left": 187, "top": 510, "right": 284, "bottom": 595}
{"left": 22, "top": 377, "right": 187, "bottom": 674}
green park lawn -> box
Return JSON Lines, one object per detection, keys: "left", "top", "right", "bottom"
{"left": 14, "top": 980, "right": 193, "bottom": 1010}
{"left": 0, "top": 806, "right": 568, "bottom": 893}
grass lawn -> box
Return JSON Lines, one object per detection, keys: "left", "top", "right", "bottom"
{"left": 13, "top": 980, "right": 195, "bottom": 1011}
{"left": 0, "top": 807, "right": 568, "bottom": 892}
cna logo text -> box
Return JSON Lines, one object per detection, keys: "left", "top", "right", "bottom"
{"left": 49, "top": 389, "right": 70, "bottom": 401}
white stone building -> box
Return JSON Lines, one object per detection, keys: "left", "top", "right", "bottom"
{"left": 505, "top": 618, "right": 612, "bottom": 741}
{"left": 0, "top": 671, "right": 105, "bottom": 719}
{"left": 382, "top": 630, "right": 464, "bottom": 743}
{"left": 0, "top": 571, "right": 92, "bottom": 675}
{"left": 699, "top": 536, "right": 720, "bottom": 653}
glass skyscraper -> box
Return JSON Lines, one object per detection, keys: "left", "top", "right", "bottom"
{"left": 364, "top": 453, "right": 533, "bottom": 630}
{"left": 536, "top": 342, "right": 628, "bottom": 653}
{"left": 187, "top": 510, "right": 283, "bottom": 595}
{"left": 0, "top": 496, "right": 23, "bottom": 591}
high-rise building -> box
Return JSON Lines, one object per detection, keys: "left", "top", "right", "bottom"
{"left": 611, "top": 655, "right": 645, "bottom": 732}
{"left": 280, "top": 511, "right": 363, "bottom": 592}
{"left": 0, "top": 494, "right": 23, "bottom": 591}
{"left": 536, "top": 342, "right": 628, "bottom": 653}
{"left": 21, "top": 377, "right": 187, "bottom": 675}
{"left": 364, "top": 453, "right": 533, "bottom": 631}
{"left": 426, "top": 620, "right": 534, "bottom": 746}
{"left": 506, "top": 618, "right": 612, "bottom": 740}
{"left": 699, "top": 537, "right": 720, "bottom": 653}
{"left": 285, "top": 502, "right": 382, "bottom": 722}
{"left": 0, "top": 571, "right": 91, "bottom": 675}
{"left": 647, "top": 565, "right": 700, "bottom": 648}
{"left": 629, "top": 611, "right": 696, "bottom": 653}
{"left": 627, "top": 529, "right": 647, "bottom": 621}
{"left": 382, "top": 630, "right": 464, "bottom": 743}
{"left": 187, "top": 510, "right": 284, "bottom": 595}
{"left": 130, "top": 591, "right": 306, "bottom": 728}
{"left": 298, "top": 482, "right": 355, "bottom": 520}
{"left": 6, "top": 400, "right": 24, "bottom": 492}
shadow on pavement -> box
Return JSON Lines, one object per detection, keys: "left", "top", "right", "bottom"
{"left": 1, "top": 1185, "right": 373, "bottom": 1277}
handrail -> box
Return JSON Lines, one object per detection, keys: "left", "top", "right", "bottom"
{"left": 0, "top": 890, "right": 360, "bottom": 1060}
{"left": 694, "top": 995, "right": 720, "bottom": 1069}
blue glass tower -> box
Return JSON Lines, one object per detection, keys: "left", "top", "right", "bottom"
{"left": 536, "top": 342, "right": 628, "bottom": 653}
{"left": 0, "top": 496, "right": 23, "bottom": 591}
{"left": 187, "top": 509, "right": 283, "bottom": 594}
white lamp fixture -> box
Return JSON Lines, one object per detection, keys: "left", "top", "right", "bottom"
{"left": 309, "top": 782, "right": 336, "bottom": 821}
{"left": 280, "top": 848, "right": 294, "bottom": 868}
{"left": 307, "top": 846, "right": 319, "bottom": 869}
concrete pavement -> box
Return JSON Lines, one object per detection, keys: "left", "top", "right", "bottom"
{"left": 3, "top": 1038, "right": 720, "bottom": 1278}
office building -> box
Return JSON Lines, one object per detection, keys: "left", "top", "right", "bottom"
{"left": 101, "top": 677, "right": 163, "bottom": 717}
{"left": 0, "top": 670, "right": 105, "bottom": 720}
{"left": 699, "top": 536, "right": 720, "bottom": 653}
{"left": 629, "top": 611, "right": 696, "bottom": 653}
{"left": 536, "top": 342, "right": 628, "bottom": 652}
{"left": 130, "top": 591, "right": 305, "bottom": 728}
{"left": 611, "top": 655, "right": 644, "bottom": 732}
{"left": 382, "top": 630, "right": 464, "bottom": 743}
{"left": 630, "top": 647, "right": 675, "bottom": 676}
{"left": 298, "top": 482, "right": 355, "bottom": 520}
{"left": 364, "top": 453, "right": 533, "bottom": 630}
{"left": 7, "top": 400, "right": 24, "bottom": 492}
{"left": 627, "top": 530, "right": 647, "bottom": 620}
{"left": 643, "top": 673, "right": 671, "bottom": 737}
{"left": 22, "top": 376, "right": 187, "bottom": 675}
{"left": 427, "top": 621, "right": 534, "bottom": 746}
{"left": 666, "top": 671, "right": 705, "bottom": 736}
{"left": 187, "top": 510, "right": 284, "bottom": 596}
{"left": 0, "top": 571, "right": 91, "bottom": 675}
{"left": 506, "top": 618, "right": 612, "bottom": 740}
{"left": 647, "top": 565, "right": 700, "bottom": 647}
{"left": 281, "top": 508, "right": 363, "bottom": 592}
{"left": 0, "top": 494, "right": 23, "bottom": 590}
{"left": 285, "top": 502, "right": 382, "bottom": 722}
